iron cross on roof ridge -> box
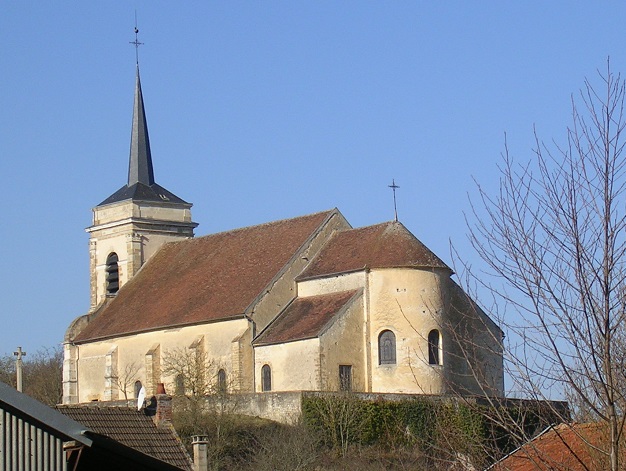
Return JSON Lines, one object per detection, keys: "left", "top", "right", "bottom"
{"left": 388, "top": 179, "right": 400, "bottom": 222}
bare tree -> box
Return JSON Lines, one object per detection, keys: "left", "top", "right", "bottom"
{"left": 247, "top": 421, "right": 321, "bottom": 471}
{"left": 0, "top": 355, "right": 15, "bottom": 387}
{"left": 462, "top": 60, "right": 626, "bottom": 470}
{"left": 162, "top": 346, "right": 219, "bottom": 398}
{"left": 114, "top": 361, "right": 140, "bottom": 400}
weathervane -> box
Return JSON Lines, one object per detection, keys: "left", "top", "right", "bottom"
{"left": 389, "top": 179, "right": 400, "bottom": 222}
{"left": 129, "top": 12, "right": 143, "bottom": 65}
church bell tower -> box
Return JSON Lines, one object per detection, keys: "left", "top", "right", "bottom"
{"left": 86, "top": 66, "right": 198, "bottom": 308}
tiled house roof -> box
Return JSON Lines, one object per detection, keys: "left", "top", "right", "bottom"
{"left": 254, "top": 290, "right": 361, "bottom": 346}
{"left": 491, "top": 423, "right": 611, "bottom": 471}
{"left": 57, "top": 405, "right": 193, "bottom": 471}
{"left": 74, "top": 210, "right": 338, "bottom": 342}
{"left": 298, "top": 221, "right": 450, "bottom": 280}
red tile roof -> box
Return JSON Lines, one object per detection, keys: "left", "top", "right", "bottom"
{"left": 74, "top": 210, "right": 337, "bottom": 343}
{"left": 298, "top": 221, "right": 449, "bottom": 280}
{"left": 492, "top": 423, "right": 612, "bottom": 471}
{"left": 57, "top": 405, "right": 192, "bottom": 470}
{"left": 253, "top": 290, "right": 360, "bottom": 346}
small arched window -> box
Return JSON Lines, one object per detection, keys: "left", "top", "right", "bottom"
{"left": 217, "top": 369, "right": 227, "bottom": 393}
{"left": 428, "top": 329, "right": 442, "bottom": 365}
{"left": 134, "top": 380, "right": 143, "bottom": 398}
{"left": 378, "top": 330, "right": 396, "bottom": 365}
{"left": 105, "top": 253, "right": 119, "bottom": 295}
{"left": 261, "top": 364, "right": 271, "bottom": 392}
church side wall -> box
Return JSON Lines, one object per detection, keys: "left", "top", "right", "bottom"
{"left": 74, "top": 318, "right": 248, "bottom": 402}
{"left": 254, "top": 339, "right": 321, "bottom": 392}
{"left": 297, "top": 272, "right": 365, "bottom": 297}
{"left": 319, "top": 294, "right": 365, "bottom": 391}
{"left": 445, "top": 283, "right": 505, "bottom": 396}
{"left": 368, "top": 268, "right": 448, "bottom": 394}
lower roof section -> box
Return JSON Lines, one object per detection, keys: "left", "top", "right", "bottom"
{"left": 253, "top": 290, "right": 361, "bottom": 346}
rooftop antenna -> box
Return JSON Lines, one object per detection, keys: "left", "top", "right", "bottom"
{"left": 389, "top": 179, "right": 400, "bottom": 222}
{"left": 129, "top": 11, "right": 143, "bottom": 65}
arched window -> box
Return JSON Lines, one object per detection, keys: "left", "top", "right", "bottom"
{"left": 217, "top": 369, "right": 226, "bottom": 393}
{"left": 134, "top": 380, "right": 143, "bottom": 398}
{"left": 261, "top": 364, "right": 271, "bottom": 392}
{"left": 105, "top": 253, "right": 119, "bottom": 295}
{"left": 428, "top": 329, "right": 442, "bottom": 365}
{"left": 378, "top": 330, "right": 396, "bottom": 365}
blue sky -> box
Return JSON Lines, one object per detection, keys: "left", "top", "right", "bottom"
{"left": 1, "top": 2, "right": 626, "bottom": 355}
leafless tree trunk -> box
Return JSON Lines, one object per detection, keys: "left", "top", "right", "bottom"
{"left": 162, "top": 346, "right": 224, "bottom": 398}
{"left": 114, "top": 361, "right": 140, "bottom": 400}
{"left": 462, "top": 60, "right": 626, "bottom": 470}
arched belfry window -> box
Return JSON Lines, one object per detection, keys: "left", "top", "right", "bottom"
{"left": 428, "top": 329, "right": 442, "bottom": 365}
{"left": 261, "top": 364, "right": 271, "bottom": 392}
{"left": 105, "top": 253, "right": 119, "bottom": 295}
{"left": 378, "top": 330, "right": 396, "bottom": 365}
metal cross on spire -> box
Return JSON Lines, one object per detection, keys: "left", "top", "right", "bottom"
{"left": 389, "top": 179, "right": 400, "bottom": 222}
{"left": 129, "top": 12, "right": 143, "bottom": 65}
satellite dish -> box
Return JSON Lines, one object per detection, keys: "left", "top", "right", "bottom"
{"left": 137, "top": 386, "right": 146, "bottom": 411}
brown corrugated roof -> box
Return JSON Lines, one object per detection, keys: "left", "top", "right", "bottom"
{"left": 56, "top": 405, "right": 192, "bottom": 470}
{"left": 492, "top": 423, "right": 611, "bottom": 471}
{"left": 254, "top": 290, "right": 360, "bottom": 346}
{"left": 298, "top": 221, "right": 450, "bottom": 280}
{"left": 74, "top": 210, "right": 336, "bottom": 343}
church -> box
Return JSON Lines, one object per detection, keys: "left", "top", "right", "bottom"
{"left": 62, "top": 65, "right": 504, "bottom": 405}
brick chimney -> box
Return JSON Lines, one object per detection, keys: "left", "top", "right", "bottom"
{"left": 153, "top": 383, "right": 172, "bottom": 428}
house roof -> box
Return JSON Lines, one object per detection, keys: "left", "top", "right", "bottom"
{"left": 57, "top": 405, "right": 192, "bottom": 471}
{"left": 298, "top": 221, "right": 450, "bottom": 280}
{"left": 491, "top": 423, "right": 610, "bottom": 471}
{"left": 74, "top": 209, "right": 338, "bottom": 343}
{"left": 0, "top": 381, "right": 91, "bottom": 446}
{"left": 254, "top": 290, "right": 360, "bottom": 346}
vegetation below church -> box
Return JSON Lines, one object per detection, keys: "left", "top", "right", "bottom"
{"left": 0, "top": 346, "right": 63, "bottom": 406}
{"left": 171, "top": 393, "right": 560, "bottom": 470}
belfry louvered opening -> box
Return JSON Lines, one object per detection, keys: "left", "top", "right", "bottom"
{"left": 105, "top": 253, "right": 119, "bottom": 295}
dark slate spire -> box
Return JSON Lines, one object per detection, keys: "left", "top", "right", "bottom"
{"left": 128, "top": 66, "right": 155, "bottom": 186}
{"left": 98, "top": 67, "right": 189, "bottom": 207}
